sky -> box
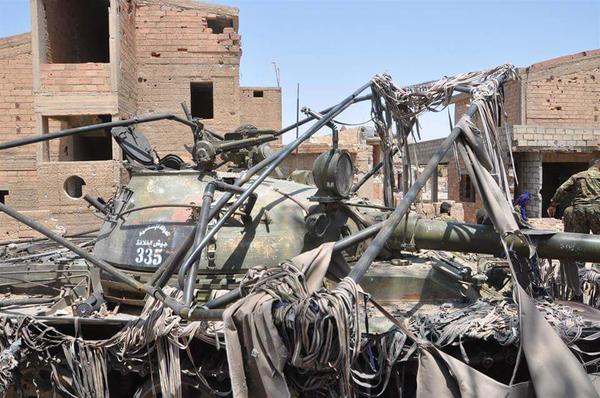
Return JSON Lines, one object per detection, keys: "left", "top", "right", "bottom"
{"left": 1, "top": 0, "right": 599, "bottom": 143}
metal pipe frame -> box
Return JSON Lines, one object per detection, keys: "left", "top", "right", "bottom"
{"left": 150, "top": 229, "right": 196, "bottom": 288}
{"left": 199, "top": 85, "right": 485, "bottom": 310}
{"left": 274, "top": 94, "right": 373, "bottom": 138}
{"left": 0, "top": 113, "right": 198, "bottom": 151}
{"left": 197, "top": 94, "right": 372, "bottom": 226}
{"left": 182, "top": 182, "right": 216, "bottom": 305}
{"left": 0, "top": 201, "right": 146, "bottom": 291}
{"left": 197, "top": 89, "right": 374, "bottom": 311}
{"left": 0, "top": 75, "right": 520, "bottom": 319}
{"left": 153, "top": 181, "right": 257, "bottom": 293}
{"left": 342, "top": 72, "right": 513, "bottom": 283}
{"left": 0, "top": 88, "right": 368, "bottom": 320}
{"left": 301, "top": 107, "right": 339, "bottom": 148}
{"left": 341, "top": 125, "right": 457, "bottom": 278}
{"left": 178, "top": 180, "right": 256, "bottom": 300}
{"left": 150, "top": 91, "right": 375, "bottom": 289}
{"left": 216, "top": 135, "right": 277, "bottom": 153}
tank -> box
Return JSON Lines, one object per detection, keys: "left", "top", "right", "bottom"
{"left": 0, "top": 67, "right": 599, "bottom": 397}
{"left": 95, "top": 170, "right": 316, "bottom": 303}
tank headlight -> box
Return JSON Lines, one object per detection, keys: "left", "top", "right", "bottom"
{"left": 311, "top": 149, "right": 354, "bottom": 202}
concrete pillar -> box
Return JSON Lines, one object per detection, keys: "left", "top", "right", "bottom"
{"left": 516, "top": 151, "right": 542, "bottom": 217}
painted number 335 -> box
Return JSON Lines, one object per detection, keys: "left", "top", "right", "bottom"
{"left": 135, "top": 248, "right": 163, "bottom": 265}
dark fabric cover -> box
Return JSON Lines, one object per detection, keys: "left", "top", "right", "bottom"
{"left": 455, "top": 115, "right": 599, "bottom": 398}
{"left": 417, "top": 347, "right": 534, "bottom": 398}
{"left": 223, "top": 243, "right": 335, "bottom": 398}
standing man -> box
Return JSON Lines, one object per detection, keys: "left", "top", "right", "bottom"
{"left": 547, "top": 158, "right": 600, "bottom": 298}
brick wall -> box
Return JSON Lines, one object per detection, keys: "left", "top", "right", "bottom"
{"left": 503, "top": 78, "right": 522, "bottom": 126}
{"left": 525, "top": 51, "right": 600, "bottom": 128}
{"left": 0, "top": 161, "right": 121, "bottom": 239}
{"left": 42, "top": 0, "right": 110, "bottom": 64}
{"left": 0, "top": 34, "right": 37, "bottom": 216}
{"left": 447, "top": 159, "right": 483, "bottom": 223}
{"left": 0, "top": 1, "right": 284, "bottom": 238}
{"left": 0, "top": 34, "right": 63, "bottom": 238}
{"left": 36, "top": 160, "right": 120, "bottom": 232}
{"left": 39, "top": 63, "right": 112, "bottom": 93}
{"left": 240, "top": 87, "right": 282, "bottom": 132}
{"left": 135, "top": 0, "right": 241, "bottom": 159}
{"left": 118, "top": 0, "right": 138, "bottom": 117}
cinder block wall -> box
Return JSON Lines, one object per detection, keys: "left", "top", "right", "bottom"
{"left": 514, "top": 152, "right": 543, "bottom": 217}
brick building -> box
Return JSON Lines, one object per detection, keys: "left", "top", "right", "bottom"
{"left": 446, "top": 50, "right": 600, "bottom": 222}
{"left": 0, "top": 0, "right": 281, "bottom": 238}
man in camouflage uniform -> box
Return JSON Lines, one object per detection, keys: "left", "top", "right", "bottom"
{"left": 547, "top": 158, "right": 600, "bottom": 298}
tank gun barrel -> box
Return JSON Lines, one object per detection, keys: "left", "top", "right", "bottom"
{"left": 202, "top": 214, "right": 600, "bottom": 311}
{"left": 390, "top": 214, "right": 600, "bottom": 263}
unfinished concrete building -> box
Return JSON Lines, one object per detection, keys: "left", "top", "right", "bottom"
{"left": 447, "top": 50, "right": 600, "bottom": 222}
{"left": 0, "top": 0, "right": 281, "bottom": 238}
